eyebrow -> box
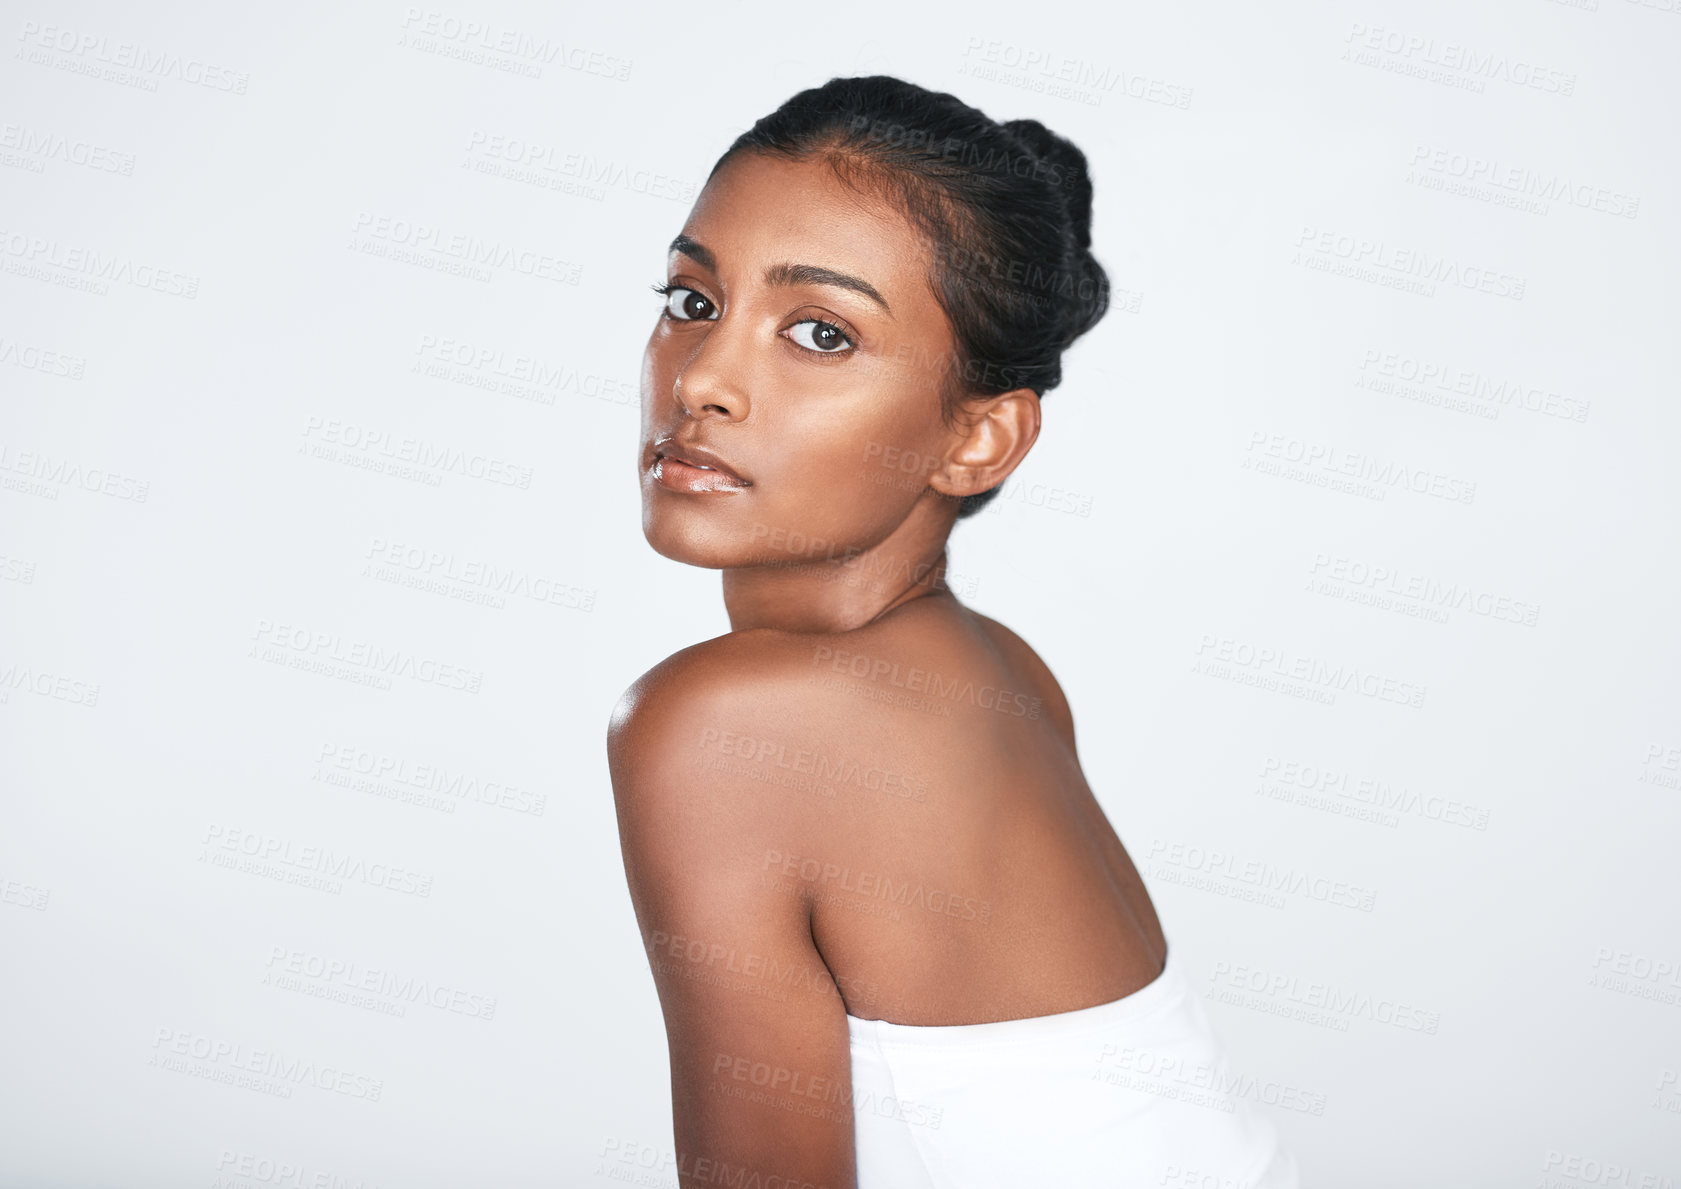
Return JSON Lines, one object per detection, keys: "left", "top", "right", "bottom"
{"left": 668, "top": 234, "right": 892, "bottom": 315}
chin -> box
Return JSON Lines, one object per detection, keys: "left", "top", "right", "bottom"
{"left": 640, "top": 500, "right": 751, "bottom": 569}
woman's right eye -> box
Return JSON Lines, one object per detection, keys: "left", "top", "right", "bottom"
{"left": 659, "top": 286, "right": 718, "bottom": 321}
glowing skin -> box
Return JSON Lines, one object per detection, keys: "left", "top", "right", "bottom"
{"left": 611, "top": 147, "right": 1165, "bottom": 1189}
{"left": 638, "top": 150, "right": 1042, "bottom": 633}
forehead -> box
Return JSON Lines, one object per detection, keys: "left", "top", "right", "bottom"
{"left": 678, "top": 151, "right": 936, "bottom": 304}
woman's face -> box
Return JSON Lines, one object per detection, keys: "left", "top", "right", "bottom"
{"left": 639, "top": 150, "right": 975, "bottom": 570}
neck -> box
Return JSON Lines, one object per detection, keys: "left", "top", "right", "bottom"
{"left": 722, "top": 497, "right": 959, "bottom": 633}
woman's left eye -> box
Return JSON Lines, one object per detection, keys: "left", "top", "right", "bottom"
{"left": 784, "top": 319, "right": 855, "bottom": 354}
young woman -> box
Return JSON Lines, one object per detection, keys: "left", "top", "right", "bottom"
{"left": 608, "top": 75, "right": 1301, "bottom": 1189}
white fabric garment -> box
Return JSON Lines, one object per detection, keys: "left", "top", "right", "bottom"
{"left": 845, "top": 943, "right": 1302, "bottom": 1188}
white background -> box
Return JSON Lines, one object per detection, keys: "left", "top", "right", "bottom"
{"left": 2, "top": 1, "right": 1678, "bottom": 1186}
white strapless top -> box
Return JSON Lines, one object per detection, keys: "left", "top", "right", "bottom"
{"left": 845, "top": 943, "right": 1302, "bottom": 1188}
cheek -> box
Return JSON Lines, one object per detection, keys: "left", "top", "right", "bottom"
{"left": 825, "top": 368, "right": 949, "bottom": 485}
{"left": 754, "top": 391, "right": 937, "bottom": 529}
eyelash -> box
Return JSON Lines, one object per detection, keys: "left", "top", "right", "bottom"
{"left": 650, "top": 281, "right": 858, "bottom": 355}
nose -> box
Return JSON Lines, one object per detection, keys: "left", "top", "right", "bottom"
{"left": 670, "top": 315, "right": 750, "bottom": 422}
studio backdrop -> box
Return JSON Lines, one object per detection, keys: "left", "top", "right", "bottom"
{"left": 2, "top": 0, "right": 1677, "bottom": 1185}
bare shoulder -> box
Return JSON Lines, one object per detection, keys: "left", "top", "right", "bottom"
{"left": 610, "top": 627, "right": 809, "bottom": 721}
{"left": 607, "top": 628, "right": 831, "bottom": 779}
{"left": 605, "top": 628, "right": 859, "bottom": 1183}
{"left": 605, "top": 626, "right": 879, "bottom": 847}
{"left": 605, "top": 601, "right": 1078, "bottom": 812}
{"left": 965, "top": 609, "right": 1077, "bottom": 743}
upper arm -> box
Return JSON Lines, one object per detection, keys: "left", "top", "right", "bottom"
{"left": 608, "top": 643, "right": 857, "bottom": 1189}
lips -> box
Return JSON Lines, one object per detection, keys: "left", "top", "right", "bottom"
{"left": 652, "top": 439, "right": 751, "bottom": 486}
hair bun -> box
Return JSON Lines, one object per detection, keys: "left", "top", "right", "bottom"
{"left": 1000, "top": 118, "right": 1108, "bottom": 346}
{"left": 1000, "top": 118, "right": 1091, "bottom": 247}
{"left": 723, "top": 76, "right": 1114, "bottom": 518}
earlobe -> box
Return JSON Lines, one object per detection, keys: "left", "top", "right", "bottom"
{"left": 930, "top": 469, "right": 990, "bottom": 502}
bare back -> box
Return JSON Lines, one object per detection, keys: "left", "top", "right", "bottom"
{"left": 721, "top": 595, "right": 1166, "bottom": 1026}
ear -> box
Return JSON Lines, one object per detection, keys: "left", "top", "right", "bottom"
{"left": 930, "top": 387, "right": 1042, "bottom": 503}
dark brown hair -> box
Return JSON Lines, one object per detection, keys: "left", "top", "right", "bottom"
{"left": 713, "top": 74, "right": 1110, "bottom": 518}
